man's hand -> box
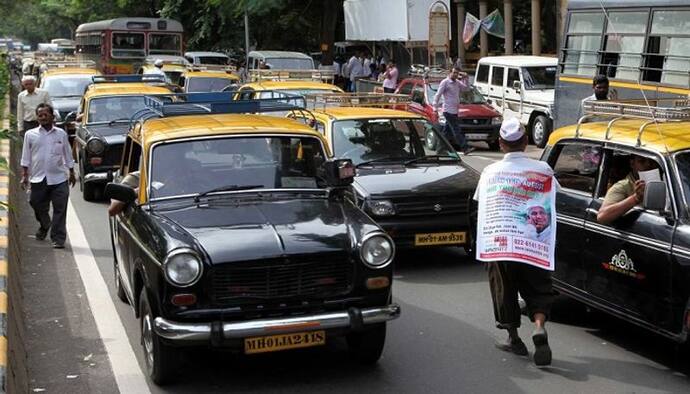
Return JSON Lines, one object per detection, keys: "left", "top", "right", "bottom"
{"left": 69, "top": 171, "right": 76, "bottom": 187}
{"left": 633, "top": 180, "right": 645, "bottom": 203}
{"left": 20, "top": 174, "right": 28, "bottom": 190}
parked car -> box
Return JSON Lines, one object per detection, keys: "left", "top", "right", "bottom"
{"left": 183, "top": 51, "right": 230, "bottom": 66}
{"left": 474, "top": 56, "right": 557, "bottom": 148}
{"left": 105, "top": 93, "right": 400, "bottom": 384}
{"left": 395, "top": 74, "right": 502, "bottom": 150}
{"left": 543, "top": 99, "right": 690, "bottom": 344}
{"left": 178, "top": 68, "right": 239, "bottom": 93}
{"left": 74, "top": 74, "right": 172, "bottom": 200}
{"left": 289, "top": 102, "right": 479, "bottom": 250}
{"left": 236, "top": 79, "right": 343, "bottom": 100}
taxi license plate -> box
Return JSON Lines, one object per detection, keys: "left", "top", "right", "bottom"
{"left": 465, "top": 133, "right": 488, "bottom": 140}
{"left": 415, "top": 231, "right": 466, "bottom": 246}
{"left": 244, "top": 331, "right": 326, "bottom": 355}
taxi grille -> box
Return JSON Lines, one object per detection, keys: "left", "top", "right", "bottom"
{"left": 392, "top": 195, "right": 469, "bottom": 217}
{"left": 211, "top": 256, "right": 354, "bottom": 303}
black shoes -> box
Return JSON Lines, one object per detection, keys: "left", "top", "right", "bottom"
{"left": 495, "top": 337, "right": 529, "bottom": 356}
{"left": 35, "top": 227, "right": 48, "bottom": 241}
{"left": 532, "top": 327, "right": 552, "bottom": 366}
{"left": 51, "top": 241, "right": 65, "bottom": 249}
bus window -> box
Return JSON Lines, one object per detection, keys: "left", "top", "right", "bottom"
{"left": 645, "top": 10, "right": 690, "bottom": 85}
{"left": 562, "top": 12, "right": 605, "bottom": 77}
{"left": 112, "top": 32, "right": 145, "bottom": 58}
{"left": 600, "top": 11, "right": 647, "bottom": 81}
{"left": 149, "top": 34, "right": 181, "bottom": 56}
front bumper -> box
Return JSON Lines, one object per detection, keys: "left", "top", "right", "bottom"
{"left": 83, "top": 171, "right": 113, "bottom": 184}
{"left": 154, "top": 304, "right": 401, "bottom": 341}
{"left": 377, "top": 214, "right": 471, "bottom": 248}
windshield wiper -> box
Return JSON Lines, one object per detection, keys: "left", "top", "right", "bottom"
{"left": 194, "top": 184, "right": 264, "bottom": 202}
{"left": 404, "top": 155, "right": 461, "bottom": 166}
{"left": 108, "top": 118, "right": 130, "bottom": 126}
{"left": 355, "top": 157, "right": 406, "bottom": 168}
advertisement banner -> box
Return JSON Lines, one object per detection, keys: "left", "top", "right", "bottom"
{"left": 476, "top": 164, "right": 556, "bottom": 270}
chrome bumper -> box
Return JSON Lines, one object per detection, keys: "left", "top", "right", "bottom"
{"left": 154, "top": 304, "right": 401, "bottom": 341}
{"left": 83, "top": 172, "right": 109, "bottom": 183}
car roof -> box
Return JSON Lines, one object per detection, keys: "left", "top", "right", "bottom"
{"left": 84, "top": 83, "right": 172, "bottom": 99}
{"left": 242, "top": 80, "right": 343, "bottom": 91}
{"left": 248, "top": 50, "right": 311, "bottom": 59}
{"left": 135, "top": 113, "right": 328, "bottom": 151}
{"left": 312, "top": 107, "right": 425, "bottom": 121}
{"left": 185, "top": 51, "right": 228, "bottom": 58}
{"left": 477, "top": 56, "right": 557, "bottom": 67}
{"left": 42, "top": 68, "right": 100, "bottom": 77}
{"left": 183, "top": 71, "right": 239, "bottom": 80}
{"left": 549, "top": 120, "right": 690, "bottom": 153}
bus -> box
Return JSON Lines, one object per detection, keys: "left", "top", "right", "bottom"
{"left": 75, "top": 17, "right": 184, "bottom": 74}
{"left": 555, "top": 0, "right": 690, "bottom": 129}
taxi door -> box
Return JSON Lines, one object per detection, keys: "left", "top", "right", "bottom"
{"left": 582, "top": 148, "right": 675, "bottom": 331}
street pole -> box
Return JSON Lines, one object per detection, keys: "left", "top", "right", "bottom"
{"left": 244, "top": 7, "right": 250, "bottom": 81}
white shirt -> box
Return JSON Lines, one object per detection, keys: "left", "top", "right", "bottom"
{"left": 348, "top": 56, "right": 364, "bottom": 82}
{"left": 145, "top": 67, "right": 171, "bottom": 83}
{"left": 17, "top": 89, "right": 53, "bottom": 126}
{"left": 362, "top": 58, "right": 372, "bottom": 77}
{"left": 21, "top": 125, "right": 74, "bottom": 185}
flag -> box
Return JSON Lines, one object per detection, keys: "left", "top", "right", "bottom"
{"left": 463, "top": 12, "right": 481, "bottom": 45}
{"left": 481, "top": 9, "right": 505, "bottom": 39}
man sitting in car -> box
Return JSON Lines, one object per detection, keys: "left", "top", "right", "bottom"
{"left": 597, "top": 154, "right": 658, "bottom": 224}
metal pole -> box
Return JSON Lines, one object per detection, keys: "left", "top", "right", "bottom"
{"left": 531, "top": 0, "right": 542, "bottom": 55}
{"left": 244, "top": 7, "right": 250, "bottom": 81}
{"left": 504, "top": 0, "right": 513, "bottom": 55}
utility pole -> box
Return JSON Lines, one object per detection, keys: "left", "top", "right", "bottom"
{"left": 244, "top": 7, "right": 250, "bottom": 81}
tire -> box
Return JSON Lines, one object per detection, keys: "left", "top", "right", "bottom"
{"left": 531, "top": 115, "right": 552, "bottom": 148}
{"left": 139, "top": 288, "right": 178, "bottom": 385}
{"left": 346, "top": 323, "right": 386, "bottom": 364}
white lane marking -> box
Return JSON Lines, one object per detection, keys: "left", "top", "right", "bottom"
{"left": 67, "top": 201, "right": 151, "bottom": 394}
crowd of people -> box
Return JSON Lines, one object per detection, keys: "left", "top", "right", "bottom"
{"left": 333, "top": 51, "right": 398, "bottom": 93}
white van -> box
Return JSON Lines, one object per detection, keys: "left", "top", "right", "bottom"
{"left": 474, "top": 56, "right": 557, "bottom": 147}
{"left": 247, "top": 50, "right": 314, "bottom": 70}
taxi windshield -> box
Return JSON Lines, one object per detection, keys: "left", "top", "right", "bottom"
{"left": 675, "top": 151, "right": 690, "bottom": 211}
{"left": 87, "top": 96, "right": 148, "bottom": 126}
{"left": 43, "top": 75, "right": 93, "bottom": 98}
{"left": 427, "top": 83, "right": 486, "bottom": 105}
{"left": 187, "top": 77, "right": 235, "bottom": 92}
{"left": 197, "top": 56, "right": 228, "bottom": 65}
{"left": 149, "top": 136, "right": 328, "bottom": 200}
{"left": 331, "top": 118, "right": 457, "bottom": 166}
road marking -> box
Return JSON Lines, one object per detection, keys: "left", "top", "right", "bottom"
{"left": 67, "top": 202, "right": 151, "bottom": 394}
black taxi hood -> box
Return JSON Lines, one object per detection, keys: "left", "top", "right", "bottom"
{"left": 153, "top": 198, "right": 363, "bottom": 264}
{"left": 84, "top": 123, "right": 130, "bottom": 140}
{"left": 354, "top": 163, "right": 479, "bottom": 197}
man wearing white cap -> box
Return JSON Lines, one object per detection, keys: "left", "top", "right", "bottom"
{"left": 17, "top": 75, "right": 52, "bottom": 135}
{"left": 474, "top": 117, "right": 556, "bottom": 366}
{"left": 145, "top": 59, "right": 171, "bottom": 83}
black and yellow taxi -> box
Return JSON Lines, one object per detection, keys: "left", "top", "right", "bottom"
{"left": 236, "top": 78, "right": 343, "bottom": 100}
{"left": 75, "top": 74, "right": 172, "bottom": 200}
{"left": 104, "top": 93, "right": 400, "bottom": 384}
{"left": 544, "top": 100, "right": 690, "bottom": 344}
{"left": 289, "top": 94, "right": 480, "bottom": 249}
{"left": 178, "top": 66, "right": 239, "bottom": 93}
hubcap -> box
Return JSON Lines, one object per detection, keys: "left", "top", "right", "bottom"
{"left": 142, "top": 312, "right": 155, "bottom": 368}
{"left": 533, "top": 122, "right": 545, "bottom": 144}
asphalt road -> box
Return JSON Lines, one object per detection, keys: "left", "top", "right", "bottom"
{"left": 21, "top": 144, "right": 690, "bottom": 393}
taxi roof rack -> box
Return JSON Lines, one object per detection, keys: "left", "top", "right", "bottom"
{"left": 248, "top": 69, "right": 335, "bottom": 83}
{"left": 576, "top": 99, "right": 690, "bottom": 147}
{"left": 92, "top": 74, "right": 167, "bottom": 84}
{"left": 407, "top": 64, "right": 448, "bottom": 79}
{"left": 41, "top": 60, "right": 96, "bottom": 69}
{"left": 186, "top": 64, "right": 237, "bottom": 73}
{"left": 303, "top": 92, "right": 411, "bottom": 110}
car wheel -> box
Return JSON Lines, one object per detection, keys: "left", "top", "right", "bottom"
{"left": 140, "top": 288, "right": 178, "bottom": 385}
{"left": 425, "top": 130, "right": 438, "bottom": 150}
{"left": 346, "top": 323, "right": 386, "bottom": 364}
{"left": 531, "top": 115, "right": 551, "bottom": 148}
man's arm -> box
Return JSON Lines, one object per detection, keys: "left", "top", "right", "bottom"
{"left": 44, "top": 90, "right": 53, "bottom": 106}
{"left": 20, "top": 133, "right": 31, "bottom": 186}
{"left": 597, "top": 180, "right": 645, "bottom": 224}
{"left": 433, "top": 79, "right": 446, "bottom": 108}
{"left": 62, "top": 132, "right": 76, "bottom": 186}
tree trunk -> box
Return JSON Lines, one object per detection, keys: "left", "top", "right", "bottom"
{"left": 320, "top": 0, "right": 342, "bottom": 66}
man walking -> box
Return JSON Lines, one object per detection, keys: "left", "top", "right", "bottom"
{"left": 21, "top": 103, "right": 76, "bottom": 249}
{"left": 433, "top": 67, "right": 473, "bottom": 154}
{"left": 474, "top": 118, "right": 556, "bottom": 366}
{"left": 17, "top": 75, "right": 52, "bottom": 136}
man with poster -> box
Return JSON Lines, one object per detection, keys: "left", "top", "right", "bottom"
{"left": 474, "top": 117, "right": 556, "bottom": 366}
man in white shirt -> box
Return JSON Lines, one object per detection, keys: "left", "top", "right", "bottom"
{"left": 145, "top": 59, "right": 171, "bottom": 84}
{"left": 347, "top": 52, "right": 364, "bottom": 92}
{"left": 21, "top": 103, "right": 76, "bottom": 249}
{"left": 579, "top": 75, "right": 609, "bottom": 119}
{"left": 17, "top": 75, "right": 53, "bottom": 135}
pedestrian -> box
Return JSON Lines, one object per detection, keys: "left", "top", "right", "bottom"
{"left": 432, "top": 67, "right": 473, "bottom": 154}
{"left": 382, "top": 61, "right": 398, "bottom": 93}
{"left": 376, "top": 63, "right": 388, "bottom": 83}
{"left": 347, "top": 51, "right": 364, "bottom": 92}
{"left": 578, "top": 75, "right": 610, "bottom": 119}
{"left": 342, "top": 53, "right": 353, "bottom": 92}
{"left": 17, "top": 75, "right": 52, "bottom": 136}
{"left": 474, "top": 117, "right": 556, "bottom": 366}
{"left": 20, "top": 103, "right": 76, "bottom": 249}
{"left": 362, "top": 53, "right": 372, "bottom": 78}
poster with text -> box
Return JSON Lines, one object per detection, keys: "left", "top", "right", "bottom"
{"left": 476, "top": 167, "right": 556, "bottom": 270}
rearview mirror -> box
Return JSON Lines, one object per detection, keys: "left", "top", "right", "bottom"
{"left": 643, "top": 181, "right": 666, "bottom": 211}
{"left": 512, "top": 80, "right": 521, "bottom": 92}
{"left": 321, "top": 159, "right": 355, "bottom": 187}
{"left": 104, "top": 182, "right": 137, "bottom": 204}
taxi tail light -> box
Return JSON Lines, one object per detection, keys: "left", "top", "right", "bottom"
{"left": 366, "top": 276, "right": 390, "bottom": 290}
{"left": 171, "top": 294, "right": 197, "bottom": 306}
{"left": 89, "top": 157, "right": 102, "bottom": 166}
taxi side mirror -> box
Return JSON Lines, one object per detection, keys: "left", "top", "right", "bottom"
{"left": 321, "top": 159, "right": 355, "bottom": 187}
{"left": 643, "top": 181, "right": 666, "bottom": 212}
{"left": 104, "top": 182, "right": 137, "bottom": 204}
{"left": 64, "top": 111, "right": 77, "bottom": 122}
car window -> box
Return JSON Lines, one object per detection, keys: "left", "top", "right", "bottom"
{"left": 187, "top": 77, "right": 235, "bottom": 92}
{"left": 551, "top": 143, "right": 602, "bottom": 194}
{"left": 507, "top": 68, "right": 520, "bottom": 90}
{"left": 398, "top": 82, "right": 414, "bottom": 95}
{"left": 43, "top": 75, "right": 93, "bottom": 97}
{"left": 491, "top": 66, "right": 505, "bottom": 86}
{"left": 476, "top": 64, "right": 489, "bottom": 83}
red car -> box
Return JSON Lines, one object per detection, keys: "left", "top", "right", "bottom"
{"left": 395, "top": 76, "right": 503, "bottom": 150}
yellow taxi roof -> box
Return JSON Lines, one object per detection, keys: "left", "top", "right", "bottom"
{"left": 312, "top": 106, "right": 424, "bottom": 121}
{"left": 184, "top": 71, "right": 239, "bottom": 80}
{"left": 242, "top": 80, "right": 343, "bottom": 91}
{"left": 137, "top": 113, "right": 329, "bottom": 152}
{"left": 84, "top": 83, "right": 172, "bottom": 99}
{"left": 549, "top": 119, "right": 690, "bottom": 153}
{"left": 42, "top": 68, "right": 100, "bottom": 77}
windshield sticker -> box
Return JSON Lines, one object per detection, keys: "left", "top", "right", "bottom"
{"left": 281, "top": 177, "right": 317, "bottom": 188}
{"left": 601, "top": 250, "right": 646, "bottom": 280}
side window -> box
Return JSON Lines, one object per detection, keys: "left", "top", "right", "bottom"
{"left": 411, "top": 85, "right": 425, "bottom": 104}
{"left": 398, "top": 82, "right": 413, "bottom": 95}
{"left": 507, "top": 68, "right": 520, "bottom": 90}
{"left": 597, "top": 150, "right": 666, "bottom": 203}
{"left": 178, "top": 76, "right": 186, "bottom": 88}
{"left": 476, "top": 64, "right": 489, "bottom": 83}
{"left": 551, "top": 143, "right": 602, "bottom": 194}
{"left": 238, "top": 87, "right": 254, "bottom": 100}
{"left": 491, "top": 66, "right": 505, "bottom": 86}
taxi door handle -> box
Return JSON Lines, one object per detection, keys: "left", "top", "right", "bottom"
{"left": 585, "top": 208, "right": 598, "bottom": 216}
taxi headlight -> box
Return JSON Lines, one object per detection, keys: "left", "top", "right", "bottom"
{"left": 491, "top": 116, "right": 503, "bottom": 125}
{"left": 360, "top": 233, "right": 395, "bottom": 268}
{"left": 164, "top": 249, "right": 203, "bottom": 287}
{"left": 86, "top": 137, "right": 106, "bottom": 155}
{"left": 367, "top": 200, "right": 395, "bottom": 216}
